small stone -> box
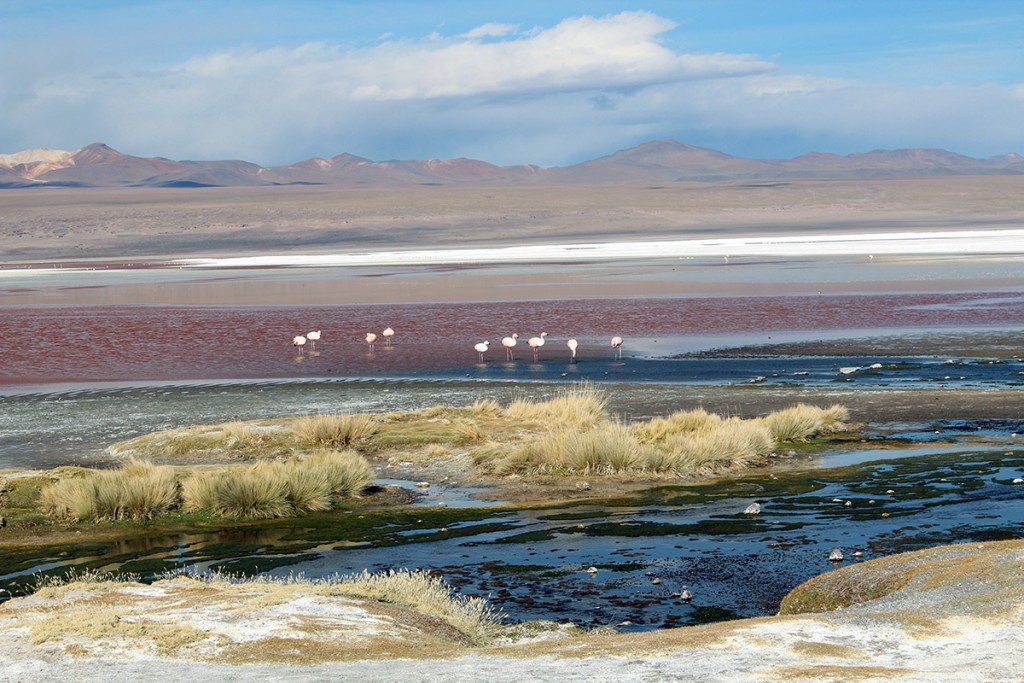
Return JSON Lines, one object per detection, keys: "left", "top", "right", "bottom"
{"left": 576, "top": 481, "right": 591, "bottom": 490}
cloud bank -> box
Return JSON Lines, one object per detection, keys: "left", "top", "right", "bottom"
{"left": 1, "top": 10, "right": 1021, "bottom": 165}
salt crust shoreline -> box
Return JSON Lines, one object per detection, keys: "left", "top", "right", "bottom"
{"left": 1, "top": 540, "right": 1022, "bottom": 682}
{"left": 177, "top": 227, "right": 1024, "bottom": 268}
{"left": 2, "top": 227, "right": 1023, "bottom": 276}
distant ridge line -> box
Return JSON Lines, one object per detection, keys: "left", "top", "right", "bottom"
{"left": 1, "top": 139, "right": 1021, "bottom": 188}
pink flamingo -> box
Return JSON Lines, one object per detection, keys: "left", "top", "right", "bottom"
{"left": 365, "top": 332, "right": 377, "bottom": 352}
{"left": 567, "top": 338, "right": 578, "bottom": 363}
{"left": 528, "top": 332, "right": 548, "bottom": 361}
{"left": 306, "top": 330, "right": 321, "bottom": 351}
{"left": 611, "top": 336, "right": 623, "bottom": 360}
{"left": 474, "top": 340, "right": 490, "bottom": 362}
{"left": 292, "top": 335, "right": 307, "bottom": 354}
{"left": 382, "top": 327, "right": 395, "bottom": 347}
{"left": 501, "top": 333, "right": 519, "bottom": 360}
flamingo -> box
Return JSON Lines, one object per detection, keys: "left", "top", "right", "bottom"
{"left": 292, "top": 335, "right": 307, "bottom": 354}
{"left": 501, "top": 333, "right": 519, "bottom": 361}
{"left": 474, "top": 340, "right": 490, "bottom": 362}
{"left": 382, "top": 327, "right": 395, "bottom": 347}
{"left": 527, "top": 332, "right": 548, "bottom": 361}
{"left": 365, "top": 332, "right": 377, "bottom": 352}
{"left": 306, "top": 330, "right": 321, "bottom": 351}
{"left": 611, "top": 336, "right": 623, "bottom": 360}
{"left": 567, "top": 338, "right": 578, "bottom": 363}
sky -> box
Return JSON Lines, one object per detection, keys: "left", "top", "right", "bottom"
{"left": 2, "top": 0, "right": 1022, "bottom": 166}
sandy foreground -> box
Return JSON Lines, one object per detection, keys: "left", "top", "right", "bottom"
{"left": 1, "top": 540, "right": 1022, "bottom": 682}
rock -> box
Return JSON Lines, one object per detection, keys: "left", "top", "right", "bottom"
{"left": 415, "top": 481, "right": 430, "bottom": 489}
{"left": 576, "top": 481, "right": 591, "bottom": 491}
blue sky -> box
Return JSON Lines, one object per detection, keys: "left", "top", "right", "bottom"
{"left": 2, "top": 1, "right": 1022, "bottom": 165}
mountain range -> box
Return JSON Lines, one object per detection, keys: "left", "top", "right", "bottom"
{"left": 1, "top": 140, "right": 1022, "bottom": 188}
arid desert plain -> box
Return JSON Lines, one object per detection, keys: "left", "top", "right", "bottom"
{"left": 2, "top": 176, "right": 1024, "bottom": 681}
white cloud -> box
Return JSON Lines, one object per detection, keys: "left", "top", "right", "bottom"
{"left": 343, "top": 11, "right": 772, "bottom": 100}
{"left": 1, "top": 10, "right": 1021, "bottom": 166}
{"left": 461, "top": 23, "right": 519, "bottom": 40}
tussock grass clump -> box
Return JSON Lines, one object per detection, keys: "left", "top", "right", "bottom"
{"left": 477, "top": 398, "right": 849, "bottom": 477}
{"left": 182, "top": 450, "right": 373, "bottom": 519}
{"left": 666, "top": 419, "right": 777, "bottom": 475}
{"left": 292, "top": 413, "right": 377, "bottom": 448}
{"left": 211, "top": 467, "right": 293, "bottom": 519}
{"left": 503, "top": 384, "right": 608, "bottom": 429}
{"left": 470, "top": 398, "right": 501, "bottom": 417}
{"left": 631, "top": 408, "right": 723, "bottom": 444}
{"left": 302, "top": 449, "right": 375, "bottom": 499}
{"left": 762, "top": 403, "right": 850, "bottom": 443}
{"left": 180, "top": 471, "right": 226, "bottom": 513}
{"left": 333, "top": 569, "right": 504, "bottom": 644}
{"left": 219, "top": 421, "right": 269, "bottom": 449}
{"left": 500, "top": 423, "right": 647, "bottom": 475}
{"left": 39, "top": 459, "right": 179, "bottom": 523}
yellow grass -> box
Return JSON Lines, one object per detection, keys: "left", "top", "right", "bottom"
{"left": 181, "top": 450, "right": 373, "bottom": 518}
{"left": 762, "top": 403, "right": 851, "bottom": 442}
{"left": 503, "top": 384, "right": 608, "bottom": 429}
{"left": 292, "top": 413, "right": 378, "bottom": 448}
{"left": 39, "top": 459, "right": 179, "bottom": 522}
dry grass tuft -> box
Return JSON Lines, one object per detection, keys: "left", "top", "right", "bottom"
{"left": 503, "top": 384, "right": 608, "bottom": 429}
{"left": 665, "top": 418, "right": 776, "bottom": 475}
{"left": 470, "top": 398, "right": 501, "bottom": 417}
{"left": 631, "top": 408, "right": 722, "bottom": 444}
{"left": 181, "top": 450, "right": 373, "bottom": 518}
{"left": 209, "top": 467, "right": 293, "bottom": 519}
{"left": 762, "top": 403, "right": 850, "bottom": 442}
{"left": 496, "top": 423, "right": 648, "bottom": 475}
{"left": 39, "top": 458, "right": 180, "bottom": 522}
{"left": 292, "top": 413, "right": 378, "bottom": 448}
{"left": 326, "top": 569, "right": 504, "bottom": 644}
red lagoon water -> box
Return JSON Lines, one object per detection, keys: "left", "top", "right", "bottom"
{"left": 2, "top": 292, "right": 1023, "bottom": 385}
